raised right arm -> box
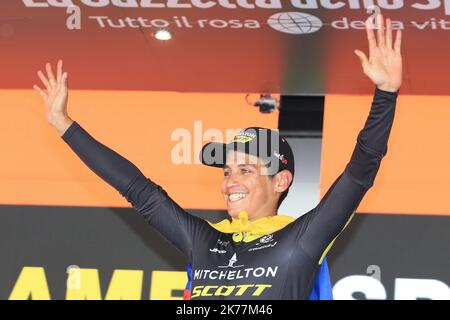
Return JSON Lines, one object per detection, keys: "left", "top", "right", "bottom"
{"left": 61, "top": 121, "right": 206, "bottom": 259}
{"left": 33, "top": 61, "right": 207, "bottom": 260}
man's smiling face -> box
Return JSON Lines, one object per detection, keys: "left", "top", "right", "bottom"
{"left": 221, "top": 150, "right": 277, "bottom": 220}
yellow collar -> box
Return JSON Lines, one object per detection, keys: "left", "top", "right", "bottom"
{"left": 207, "top": 211, "right": 295, "bottom": 235}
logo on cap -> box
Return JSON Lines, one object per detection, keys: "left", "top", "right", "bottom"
{"left": 232, "top": 132, "right": 256, "bottom": 144}
{"left": 274, "top": 151, "right": 288, "bottom": 165}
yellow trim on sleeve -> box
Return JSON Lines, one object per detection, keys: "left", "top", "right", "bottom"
{"left": 318, "top": 213, "right": 355, "bottom": 265}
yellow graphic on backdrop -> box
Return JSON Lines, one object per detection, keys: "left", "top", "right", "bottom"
{"left": 8, "top": 266, "right": 186, "bottom": 300}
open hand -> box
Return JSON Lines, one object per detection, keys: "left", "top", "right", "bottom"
{"left": 33, "top": 60, "right": 70, "bottom": 125}
{"left": 354, "top": 14, "right": 402, "bottom": 92}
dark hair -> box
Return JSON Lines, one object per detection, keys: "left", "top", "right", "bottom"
{"left": 267, "top": 171, "right": 292, "bottom": 210}
{"left": 261, "top": 160, "right": 292, "bottom": 210}
{"left": 277, "top": 188, "right": 290, "bottom": 209}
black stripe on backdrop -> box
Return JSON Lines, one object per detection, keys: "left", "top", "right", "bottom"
{"left": 0, "top": 205, "right": 448, "bottom": 300}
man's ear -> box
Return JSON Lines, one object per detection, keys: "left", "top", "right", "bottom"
{"left": 274, "top": 170, "right": 293, "bottom": 193}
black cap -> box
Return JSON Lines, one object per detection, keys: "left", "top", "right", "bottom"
{"left": 199, "top": 127, "right": 295, "bottom": 179}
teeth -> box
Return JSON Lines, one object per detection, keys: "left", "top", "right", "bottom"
{"left": 228, "top": 193, "right": 247, "bottom": 202}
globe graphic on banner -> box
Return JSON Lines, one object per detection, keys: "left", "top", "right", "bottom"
{"left": 267, "top": 12, "right": 323, "bottom": 35}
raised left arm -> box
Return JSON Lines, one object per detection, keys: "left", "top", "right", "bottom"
{"left": 346, "top": 13, "right": 403, "bottom": 184}
{"left": 297, "top": 14, "right": 403, "bottom": 263}
{"left": 354, "top": 13, "right": 402, "bottom": 93}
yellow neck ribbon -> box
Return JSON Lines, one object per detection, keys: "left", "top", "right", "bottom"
{"left": 207, "top": 211, "right": 295, "bottom": 242}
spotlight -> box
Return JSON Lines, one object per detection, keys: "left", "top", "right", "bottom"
{"left": 154, "top": 29, "right": 173, "bottom": 41}
{"left": 253, "top": 94, "right": 278, "bottom": 114}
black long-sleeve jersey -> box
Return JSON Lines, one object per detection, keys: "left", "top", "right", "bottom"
{"left": 61, "top": 87, "right": 398, "bottom": 300}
